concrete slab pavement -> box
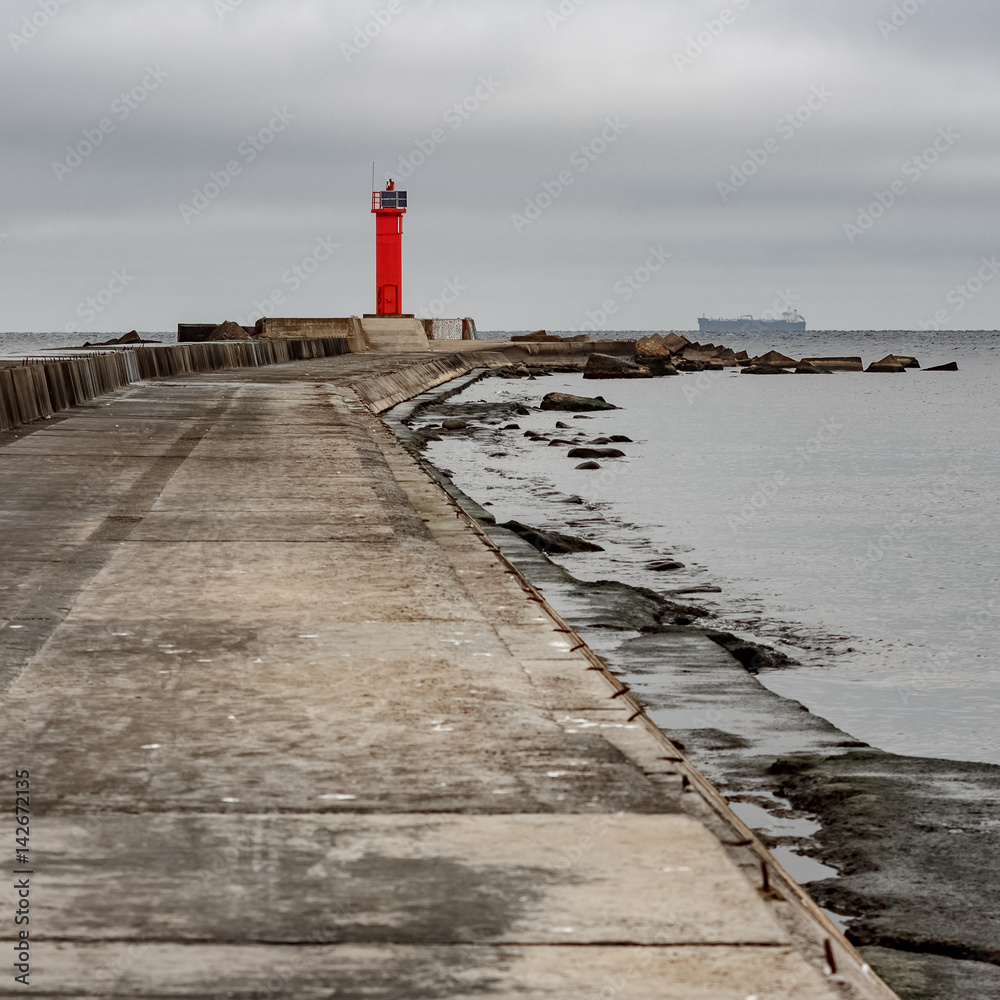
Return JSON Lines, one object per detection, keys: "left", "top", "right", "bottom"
{"left": 0, "top": 354, "right": 896, "bottom": 998}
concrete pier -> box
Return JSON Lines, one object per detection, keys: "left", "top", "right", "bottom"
{"left": 0, "top": 350, "right": 897, "bottom": 998}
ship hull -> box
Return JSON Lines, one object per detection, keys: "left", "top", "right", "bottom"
{"left": 698, "top": 317, "right": 807, "bottom": 334}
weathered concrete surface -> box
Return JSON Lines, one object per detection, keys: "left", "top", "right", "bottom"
{"left": 0, "top": 353, "right": 895, "bottom": 998}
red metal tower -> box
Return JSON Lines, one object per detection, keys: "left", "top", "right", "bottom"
{"left": 371, "top": 180, "right": 407, "bottom": 315}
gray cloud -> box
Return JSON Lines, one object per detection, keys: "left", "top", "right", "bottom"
{"left": 1, "top": 0, "right": 998, "bottom": 333}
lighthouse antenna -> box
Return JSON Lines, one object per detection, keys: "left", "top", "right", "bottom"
{"left": 371, "top": 161, "right": 375, "bottom": 192}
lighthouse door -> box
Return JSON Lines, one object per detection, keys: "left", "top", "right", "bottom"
{"left": 383, "top": 285, "right": 398, "bottom": 314}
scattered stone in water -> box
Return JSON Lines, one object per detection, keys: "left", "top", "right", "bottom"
{"left": 742, "top": 364, "right": 792, "bottom": 375}
{"left": 502, "top": 423, "right": 520, "bottom": 430}
{"left": 568, "top": 447, "right": 626, "bottom": 459}
{"left": 801, "top": 356, "right": 862, "bottom": 371}
{"left": 645, "top": 559, "right": 685, "bottom": 572}
{"left": 548, "top": 439, "right": 574, "bottom": 446}
{"left": 563, "top": 495, "right": 586, "bottom": 504}
{"left": 572, "top": 415, "right": 592, "bottom": 419}
{"left": 866, "top": 355, "right": 908, "bottom": 373}
{"left": 540, "top": 392, "right": 619, "bottom": 412}
{"left": 927, "top": 361, "right": 958, "bottom": 371}
{"left": 609, "top": 435, "right": 633, "bottom": 442}
{"left": 515, "top": 405, "right": 531, "bottom": 415}
{"left": 752, "top": 350, "right": 799, "bottom": 367}
{"left": 500, "top": 520, "right": 604, "bottom": 554}
{"left": 708, "top": 632, "right": 799, "bottom": 673}
{"left": 442, "top": 418, "right": 469, "bottom": 430}
{"left": 583, "top": 353, "right": 655, "bottom": 379}
{"left": 555, "top": 421, "right": 570, "bottom": 429}
{"left": 588, "top": 437, "right": 611, "bottom": 445}
{"left": 576, "top": 461, "right": 601, "bottom": 470}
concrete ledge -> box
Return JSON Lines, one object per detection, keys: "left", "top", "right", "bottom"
{"left": 0, "top": 338, "right": 350, "bottom": 433}
{"left": 351, "top": 352, "right": 512, "bottom": 412}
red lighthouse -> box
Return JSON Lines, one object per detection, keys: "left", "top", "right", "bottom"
{"left": 371, "top": 180, "right": 407, "bottom": 315}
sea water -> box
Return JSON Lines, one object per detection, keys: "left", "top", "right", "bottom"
{"left": 428, "top": 331, "right": 1000, "bottom": 766}
{"left": 0, "top": 330, "right": 176, "bottom": 359}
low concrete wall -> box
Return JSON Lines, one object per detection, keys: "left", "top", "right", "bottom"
{"left": 256, "top": 317, "right": 367, "bottom": 353}
{"left": 0, "top": 338, "right": 350, "bottom": 433}
{"left": 352, "top": 351, "right": 513, "bottom": 413}
{"left": 361, "top": 316, "right": 429, "bottom": 352}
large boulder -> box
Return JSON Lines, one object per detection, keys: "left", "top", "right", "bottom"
{"left": 661, "top": 332, "right": 690, "bottom": 353}
{"left": 635, "top": 335, "right": 675, "bottom": 361}
{"left": 801, "top": 356, "right": 863, "bottom": 372}
{"left": 742, "top": 364, "right": 792, "bottom": 375}
{"left": 208, "top": 320, "right": 248, "bottom": 341}
{"left": 680, "top": 344, "right": 718, "bottom": 363}
{"left": 645, "top": 357, "right": 679, "bottom": 376}
{"left": 583, "top": 353, "right": 654, "bottom": 379}
{"left": 751, "top": 350, "right": 798, "bottom": 367}
{"left": 500, "top": 520, "right": 604, "bottom": 554}
{"left": 567, "top": 446, "right": 626, "bottom": 459}
{"left": 866, "top": 355, "right": 907, "bottom": 373}
{"left": 894, "top": 355, "right": 920, "bottom": 368}
{"left": 540, "top": 392, "right": 619, "bottom": 412}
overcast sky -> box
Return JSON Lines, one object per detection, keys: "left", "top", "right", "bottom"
{"left": 2, "top": 0, "right": 998, "bottom": 333}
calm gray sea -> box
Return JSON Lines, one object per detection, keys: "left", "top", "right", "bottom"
{"left": 0, "top": 331, "right": 176, "bottom": 358}
{"left": 430, "top": 330, "right": 1000, "bottom": 766}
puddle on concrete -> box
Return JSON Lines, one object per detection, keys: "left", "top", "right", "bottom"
{"left": 770, "top": 846, "right": 839, "bottom": 884}
{"left": 729, "top": 799, "right": 822, "bottom": 839}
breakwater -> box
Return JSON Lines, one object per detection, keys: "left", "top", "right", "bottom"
{"left": 0, "top": 347, "right": 897, "bottom": 999}
{"left": 0, "top": 337, "right": 349, "bottom": 433}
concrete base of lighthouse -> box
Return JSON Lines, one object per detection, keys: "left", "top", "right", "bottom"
{"left": 360, "top": 315, "right": 430, "bottom": 351}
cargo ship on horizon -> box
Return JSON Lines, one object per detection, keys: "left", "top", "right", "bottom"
{"left": 698, "top": 309, "right": 806, "bottom": 334}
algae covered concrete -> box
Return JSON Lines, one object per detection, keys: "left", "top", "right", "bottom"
{"left": 0, "top": 351, "right": 895, "bottom": 998}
